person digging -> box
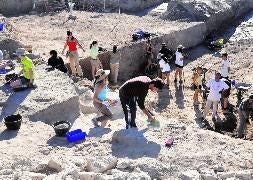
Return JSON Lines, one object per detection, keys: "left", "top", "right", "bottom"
{"left": 119, "top": 76, "right": 164, "bottom": 129}
{"left": 10, "top": 48, "right": 36, "bottom": 90}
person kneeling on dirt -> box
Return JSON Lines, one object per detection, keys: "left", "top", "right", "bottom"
{"left": 192, "top": 67, "right": 203, "bottom": 106}
{"left": 119, "top": 76, "right": 164, "bottom": 129}
{"left": 47, "top": 50, "right": 68, "bottom": 73}
{"left": 92, "top": 69, "right": 115, "bottom": 128}
{"left": 236, "top": 95, "right": 253, "bottom": 138}
{"left": 10, "top": 48, "right": 35, "bottom": 89}
{"left": 202, "top": 72, "right": 229, "bottom": 121}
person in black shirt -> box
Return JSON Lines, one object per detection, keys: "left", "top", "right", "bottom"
{"left": 159, "top": 43, "right": 174, "bottom": 63}
{"left": 48, "top": 50, "right": 68, "bottom": 73}
{"left": 119, "top": 76, "right": 164, "bottom": 129}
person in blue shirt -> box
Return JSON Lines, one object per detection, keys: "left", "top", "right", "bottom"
{"left": 92, "top": 69, "right": 114, "bottom": 128}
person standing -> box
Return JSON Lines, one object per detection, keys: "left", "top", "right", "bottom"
{"left": 192, "top": 67, "right": 203, "bottom": 106}
{"left": 236, "top": 95, "right": 253, "bottom": 138}
{"left": 119, "top": 76, "right": 164, "bottom": 129}
{"left": 158, "top": 53, "right": 171, "bottom": 87}
{"left": 202, "top": 72, "right": 229, "bottom": 121}
{"left": 220, "top": 52, "right": 231, "bottom": 79}
{"left": 0, "top": 49, "right": 3, "bottom": 60}
{"left": 90, "top": 41, "right": 101, "bottom": 80}
{"left": 144, "top": 38, "right": 153, "bottom": 72}
{"left": 92, "top": 69, "right": 113, "bottom": 128}
{"left": 174, "top": 45, "right": 185, "bottom": 84}
{"left": 110, "top": 45, "right": 121, "bottom": 86}
{"left": 62, "top": 30, "right": 85, "bottom": 78}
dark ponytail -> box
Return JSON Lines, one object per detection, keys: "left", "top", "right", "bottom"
{"left": 90, "top": 41, "right": 98, "bottom": 49}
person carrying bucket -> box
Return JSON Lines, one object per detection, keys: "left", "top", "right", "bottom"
{"left": 62, "top": 30, "right": 85, "bottom": 79}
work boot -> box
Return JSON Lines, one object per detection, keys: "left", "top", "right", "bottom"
{"left": 130, "top": 122, "right": 137, "bottom": 128}
{"left": 126, "top": 124, "right": 130, "bottom": 129}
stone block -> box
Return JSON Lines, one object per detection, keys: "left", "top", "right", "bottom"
{"left": 48, "top": 159, "right": 63, "bottom": 172}
{"left": 180, "top": 170, "right": 201, "bottom": 180}
{"left": 86, "top": 157, "right": 118, "bottom": 173}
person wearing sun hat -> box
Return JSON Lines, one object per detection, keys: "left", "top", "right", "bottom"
{"left": 10, "top": 48, "right": 35, "bottom": 89}
{"left": 92, "top": 69, "right": 115, "bottom": 128}
{"left": 174, "top": 44, "right": 185, "bottom": 84}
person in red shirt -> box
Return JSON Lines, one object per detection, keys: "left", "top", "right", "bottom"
{"left": 62, "top": 30, "right": 85, "bottom": 78}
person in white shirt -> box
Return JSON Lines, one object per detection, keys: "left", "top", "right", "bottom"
{"left": 203, "top": 72, "right": 229, "bottom": 120}
{"left": 158, "top": 53, "right": 171, "bottom": 87}
{"left": 174, "top": 45, "right": 185, "bottom": 83}
{"left": 220, "top": 52, "right": 231, "bottom": 78}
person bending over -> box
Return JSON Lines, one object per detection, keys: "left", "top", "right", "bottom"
{"left": 119, "top": 76, "right": 164, "bottom": 129}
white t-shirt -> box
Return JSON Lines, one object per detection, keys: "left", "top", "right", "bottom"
{"left": 0, "top": 50, "right": 3, "bottom": 60}
{"left": 159, "top": 59, "right": 171, "bottom": 73}
{"left": 175, "top": 51, "right": 183, "bottom": 66}
{"left": 220, "top": 60, "right": 231, "bottom": 77}
{"left": 206, "top": 79, "right": 229, "bottom": 101}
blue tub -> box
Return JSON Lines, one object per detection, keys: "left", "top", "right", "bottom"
{"left": 66, "top": 129, "right": 87, "bottom": 143}
{"left": 0, "top": 23, "right": 4, "bottom": 31}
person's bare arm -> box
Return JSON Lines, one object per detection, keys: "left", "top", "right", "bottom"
{"left": 76, "top": 39, "right": 85, "bottom": 53}
{"left": 62, "top": 41, "right": 68, "bottom": 55}
{"left": 28, "top": 68, "right": 33, "bottom": 84}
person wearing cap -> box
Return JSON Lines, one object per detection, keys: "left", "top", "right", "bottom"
{"left": 119, "top": 76, "right": 164, "bottom": 129}
{"left": 236, "top": 95, "right": 253, "bottom": 138}
{"left": 174, "top": 45, "right": 185, "bottom": 83}
{"left": 220, "top": 52, "right": 231, "bottom": 79}
{"left": 48, "top": 50, "right": 68, "bottom": 73}
{"left": 92, "top": 69, "right": 114, "bottom": 128}
{"left": 62, "top": 30, "right": 84, "bottom": 78}
{"left": 10, "top": 48, "right": 35, "bottom": 89}
{"left": 202, "top": 72, "right": 229, "bottom": 121}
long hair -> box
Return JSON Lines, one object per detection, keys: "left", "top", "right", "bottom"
{"left": 90, "top": 41, "right": 98, "bottom": 49}
{"left": 113, "top": 45, "right": 117, "bottom": 53}
{"left": 67, "top": 30, "right": 74, "bottom": 40}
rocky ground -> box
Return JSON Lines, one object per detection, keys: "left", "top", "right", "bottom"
{"left": 0, "top": 3, "right": 253, "bottom": 180}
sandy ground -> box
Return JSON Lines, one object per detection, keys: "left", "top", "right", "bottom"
{"left": 0, "top": 7, "right": 253, "bottom": 180}
{"left": 5, "top": 11, "right": 188, "bottom": 61}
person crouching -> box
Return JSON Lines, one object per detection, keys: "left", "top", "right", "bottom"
{"left": 92, "top": 69, "right": 113, "bottom": 128}
{"left": 10, "top": 48, "right": 35, "bottom": 89}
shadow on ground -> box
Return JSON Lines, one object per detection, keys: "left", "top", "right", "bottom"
{"left": 174, "top": 83, "right": 185, "bottom": 109}
{"left": 111, "top": 128, "right": 160, "bottom": 159}
{"left": 0, "top": 85, "right": 31, "bottom": 122}
{"left": 0, "top": 129, "right": 18, "bottom": 141}
{"left": 88, "top": 127, "right": 111, "bottom": 137}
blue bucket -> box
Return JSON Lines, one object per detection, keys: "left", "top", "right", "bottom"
{"left": 0, "top": 69, "right": 9, "bottom": 74}
{"left": 66, "top": 129, "right": 87, "bottom": 143}
{"left": 0, "top": 23, "right": 4, "bottom": 31}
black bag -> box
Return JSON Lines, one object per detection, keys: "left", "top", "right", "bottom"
{"left": 5, "top": 73, "right": 18, "bottom": 84}
{"left": 132, "top": 33, "right": 138, "bottom": 41}
{"left": 143, "top": 32, "right": 150, "bottom": 39}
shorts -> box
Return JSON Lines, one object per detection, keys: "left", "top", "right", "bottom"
{"left": 175, "top": 64, "right": 184, "bottom": 69}
{"left": 90, "top": 59, "right": 100, "bottom": 67}
{"left": 222, "top": 89, "right": 231, "bottom": 98}
{"left": 20, "top": 76, "right": 30, "bottom": 85}
{"left": 193, "top": 84, "right": 202, "bottom": 90}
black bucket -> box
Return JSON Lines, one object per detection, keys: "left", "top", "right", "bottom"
{"left": 52, "top": 121, "right": 71, "bottom": 137}
{"left": 4, "top": 114, "right": 22, "bottom": 130}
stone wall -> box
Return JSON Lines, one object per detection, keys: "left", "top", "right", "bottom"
{"left": 73, "top": 0, "right": 163, "bottom": 12}
{"left": 0, "top": 0, "right": 33, "bottom": 15}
